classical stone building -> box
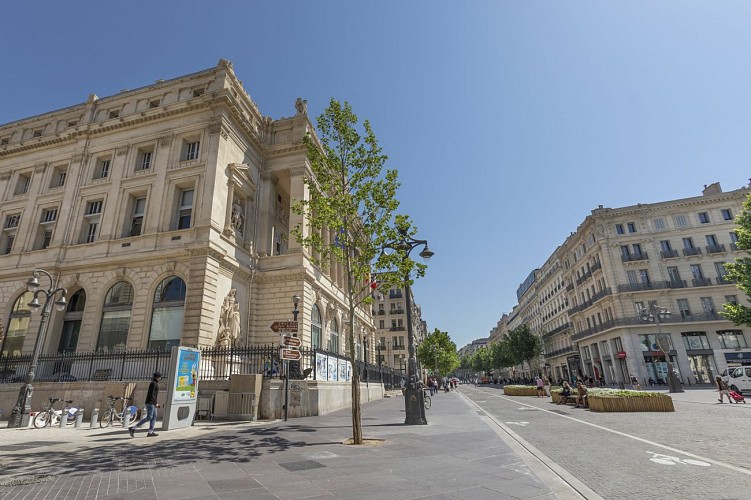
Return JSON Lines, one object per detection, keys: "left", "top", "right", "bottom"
{"left": 372, "top": 285, "right": 426, "bottom": 370}
{"left": 0, "top": 60, "right": 375, "bottom": 362}
{"left": 489, "top": 182, "right": 751, "bottom": 386}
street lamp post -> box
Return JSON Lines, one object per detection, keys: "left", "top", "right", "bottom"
{"left": 8, "top": 269, "right": 67, "bottom": 428}
{"left": 284, "top": 294, "right": 301, "bottom": 422}
{"left": 640, "top": 304, "right": 684, "bottom": 393}
{"left": 382, "top": 228, "right": 433, "bottom": 425}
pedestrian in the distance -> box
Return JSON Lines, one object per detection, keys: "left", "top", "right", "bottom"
{"left": 542, "top": 375, "right": 551, "bottom": 397}
{"left": 716, "top": 375, "right": 735, "bottom": 404}
{"left": 535, "top": 376, "right": 544, "bottom": 397}
{"left": 130, "top": 372, "right": 162, "bottom": 437}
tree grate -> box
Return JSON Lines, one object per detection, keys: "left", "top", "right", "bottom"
{"left": 278, "top": 460, "right": 326, "bottom": 472}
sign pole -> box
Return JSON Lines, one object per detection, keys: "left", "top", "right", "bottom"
{"left": 284, "top": 359, "right": 289, "bottom": 421}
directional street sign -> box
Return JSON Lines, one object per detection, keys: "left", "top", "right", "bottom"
{"left": 280, "top": 348, "right": 302, "bottom": 361}
{"left": 270, "top": 321, "right": 299, "bottom": 333}
{"left": 282, "top": 335, "right": 302, "bottom": 348}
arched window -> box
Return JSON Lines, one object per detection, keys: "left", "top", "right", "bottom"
{"left": 148, "top": 276, "right": 186, "bottom": 350}
{"left": 311, "top": 304, "right": 322, "bottom": 350}
{"left": 59, "top": 289, "right": 86, "bottom": 353}
{"left": 328, "top": 318, "right": 339, "bottom": 354}
{"left": 97, "top": 282, "right": 134, "bottom": 352}
{"left": 2, "top": 292, "right": 33, "bottom": 356}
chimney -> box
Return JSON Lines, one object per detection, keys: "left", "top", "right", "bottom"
{"left": 702, "top": 182, "right": 722, "bottom": 196}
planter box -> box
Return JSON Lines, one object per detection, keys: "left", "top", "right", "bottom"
{"left": 503, "top": 386, "right": 539, "bottom": 396}
{"left": 588, "top": 395, "right": 674, "bottom": 412}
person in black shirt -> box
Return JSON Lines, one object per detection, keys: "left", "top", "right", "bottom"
{"left": 130, "top": 372, "right": 161, "bottom": 437}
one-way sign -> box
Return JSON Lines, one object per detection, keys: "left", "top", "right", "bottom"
{"left": 270, "top": 321, "right": 298, "bottom": 333}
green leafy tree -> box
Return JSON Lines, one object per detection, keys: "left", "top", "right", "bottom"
{"left": 292, "top": 99, "right": 423, "bottom": 445}
{"left": 505, "top": 325, "right": 543, "bottom": 368}
{"left": 724, "top": 193, "right": 751, "bottom": 325}
{"left": 470, "top": 347, "right": 493, "bottom": 376}
{"left": 491, "top": 339, "right": 515, "bottom": 370}
{"left": 417, "top": 328, "right": 459, "bottom": 377}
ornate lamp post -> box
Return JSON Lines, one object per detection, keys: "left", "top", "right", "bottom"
{"left": 382, "top": 228, "right": 433, "bottom": 425}
{"left": 640, "top": 304, "right": 684, "bottom": 393}
{"left": 8, "top": 269, "right": 67, "bottom": 428}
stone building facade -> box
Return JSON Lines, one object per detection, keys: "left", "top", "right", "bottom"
{"left": 0, "top": 60, "right": 375, "bottom": 361}
{"left": 490, "top": 182, "right": 751, "bottom": 386}
{"left": 372, "top": 285, "right": 426, "bottom": 370}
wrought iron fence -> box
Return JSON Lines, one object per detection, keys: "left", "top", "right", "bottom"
{"left": 0, "top": 345, "right": 407, "bottom": 388}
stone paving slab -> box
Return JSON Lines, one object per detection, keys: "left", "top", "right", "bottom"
{"left": 0, "top": 391, "right": 570, "bottom": 499}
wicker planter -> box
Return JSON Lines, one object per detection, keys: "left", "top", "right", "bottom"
{"left": 551, "top": 392, "right": 565, "bottom": 404}
{"left": 588, "top": 394, "right": 674, "bottom": 412}
{"left": 503, "top": 386, "right": 539, "bottom": 396}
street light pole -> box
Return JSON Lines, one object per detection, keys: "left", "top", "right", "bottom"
{"left": 382, "top": 228, "right": 433, "bottom": 425}
{"left": 641, "top": 304, "right": 684, "bottom": 393}
{"left": 8, "top": 269, "right": 67, "bottom": 428}
{"left": 284, "top": 294, "right": 301, "bottom": 422}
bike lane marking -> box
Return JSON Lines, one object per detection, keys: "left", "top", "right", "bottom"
{"left": 469, "top": 387, "right": 751, "bottom": 477}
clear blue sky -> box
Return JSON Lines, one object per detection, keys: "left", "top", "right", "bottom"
{"left": 2, "top": 2, "right": 750, "bottom": 349}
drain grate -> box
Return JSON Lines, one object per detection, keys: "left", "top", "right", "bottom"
{"left": 279, "top": 460, "right": 326, "bottom": 472}
{"left": 0, "top": 441, "right": 68, "bottom": 452}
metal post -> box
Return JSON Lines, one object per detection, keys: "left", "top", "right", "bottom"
{"left": 284, "top": 359, "right": 289, "bottom": 421}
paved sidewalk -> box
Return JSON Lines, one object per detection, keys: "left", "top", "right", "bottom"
{"left": 0, "top": 390, "right": 573, "bottom": 500}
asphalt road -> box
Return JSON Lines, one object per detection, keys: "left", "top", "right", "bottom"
{"left": 459, "top": 385, "right": 751, "bottom": 500}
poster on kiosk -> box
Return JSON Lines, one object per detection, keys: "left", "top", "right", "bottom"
{"left": 163, "top": 346, "right": 200, "bottom": 430}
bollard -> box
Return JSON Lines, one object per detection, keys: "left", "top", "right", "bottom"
{"left": 59, "top": 409, "right": 69, "bottom": 428}
{"left": 90, "top": 408, "right": 99, "bottom": 428}
{"left": 123, "top": 408, "right": 131, "bottom": 428}
{"left": 74, "top": 410, "right": 84, "bottom": 428}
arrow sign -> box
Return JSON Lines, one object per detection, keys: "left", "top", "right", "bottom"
{"left": 282, "top": 335, "right": 302, "bottom": 348}
{"left": 271, "top": 321, "right": 298, "bottom": 333}
{"left": 280, "top": 348, "right": 302, "bottom": 361}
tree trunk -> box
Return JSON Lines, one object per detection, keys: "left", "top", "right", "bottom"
{"left": 348, "top": 304, "right": 363, "bottom": 444}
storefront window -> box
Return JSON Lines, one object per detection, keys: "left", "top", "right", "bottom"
{"left": 682, "top": 331, "right": 710, "bottom": 350}
{"left": 717, "top": 330, "right": 747, "bottom": 349}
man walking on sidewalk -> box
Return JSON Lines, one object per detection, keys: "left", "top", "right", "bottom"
{"left": 130, "top": 372, "right": 162, "bottom": 437}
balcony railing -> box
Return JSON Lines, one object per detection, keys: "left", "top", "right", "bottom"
{"left": 660, "top": 249, "right": 679, "bottom": 259}
{"left": 389, "top": 326, "right": 406, "bottom": 331}
{"left": 716, "top": 276, "right": 736, "bottom": 285}
{"left": 389, "top": 291, "right": 403, "bottom": 299}
{"left": 668, "top": 279, "right": 688, "bottom": 288}
{"left": 617, "top": 281, "right": 670, "bottom": 293}
{"left": 692, "top": 277, "right": 713, "bottom": 287}
{"left": 545, "top": 345, "right": 576, "bottom": 358}
{"left": 621, "top": 252, "right": 649, "bottom": 262}
{"left": 706, "top": 244, "right": 727, "bottom": 254}
{"left": 683, "top": 247, "right": 702, "bottom": 256}
{"left": 571, "top": 311, "right": 726, "bottom": 342}
{"left": 389, "top": 309, "right": 405, "bottom": 315}
{"left": 566, "top": 282, "right": 574, "bottom": 292}
{"left": 591, "top": 261, "right": 602, "bottom": 273}
{"left": 542, "top": 323, "right": 572, "bottom": 340}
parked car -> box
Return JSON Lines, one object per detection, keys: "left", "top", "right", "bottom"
{"left": 725, "top": 366, "right": 751, "bottom": 395}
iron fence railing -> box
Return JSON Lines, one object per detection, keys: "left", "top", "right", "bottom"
{"left": 0, "top": 345, "right": 407, "bottom": 388}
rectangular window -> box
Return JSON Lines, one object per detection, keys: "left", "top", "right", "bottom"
{"left": 730, "top": 232, "right": 739, "bottom": 243}
{"left": 379, "top": 320, "right": 384, "bottom": 329}
{"left": 149, "top": 99, "right": 161, "bottom": 109}
{"left": 682, "top": 332, "right": 711, "bottom": 351}
{"left": 192, "top": 88, "right": 205, "bottom": 98}
{"left": 52, "top": 168, "right": 67, "bottom": 188}
{"left": 41, "top": 208, "right": 57, "bottom": 223}
{"left": 177, "top": 189, "right": 194, "bottom": 229}
{"left": 184, "top": 141, "right": 200, "bottom": 161}
{"left": 698, "top": 212, "right": 710, "bottom": 224}
{"left": 690, "top": 264, "right": 704, "bottom": 279}
{"left": 700, "top": 297, "right": 715, "bottom": 315}
{"left": 130, "top": 197, "right": 146, "bottom": 236}
{"left": 85, "top": 222, "right": 98, "bottom": 243}
{"left": 40, "top": 229, "right": 53, "bottom": 249}
{"left": 3, "top": 234, "right": 15, "bottom": 254}
{"left": 715, "top": 262, "right": 727, "bottom": 278}
{"left": 639, "top": 269, "right": 650, "bottom": 284}
{"left": 721, "top": 209, "right": 733, "bottom": 221}
{"left": 94, "top": 158, "right": 110, "bottom": 179}
{"left": 660, "top": 240, "right": 672, "bottom": 251}
{"left": 15, "top": 174, "right": 30, "bottom": 195}
{"left": 136, "top": 149, "right": 153, "bottom": 171}
{"left": 632, "top": 243, "right": 643, "bottom": 256}
{"left": 718, "top": 330, "right": 748, "bottom": 349}
{"left": 725, "top": 295, "right": 738, "bottom": 305}
{"left": 706, "top": 234, "right": 718, "bottom": 246}
{"left": 677, "top": 298, "right": 691, "bottom": 318}
{"left": 108, "top": 109, "right": 120, "bottom": 119}
{"left": 627, "top": 222, "right": 636, "bottom": 233}
{"left": 621, "top": 245, "right": 631, "bottom": 259}
{"left": 653, "top": 218, "right": 666, "bottom": 230}
{"left": 674, "top": 214, "right": 688, "bottom": 227}
{"left": 85, "top": 200, "right": 103, "bottom": 216}
{"left": 683, "top": 237, "right": 695, "bottom": 249}
{"left": 667, "top": 266, "right": 681, "bottom": 283}
{"left": 615, "top": 224, "right": 624, "bottom": 235}
{"left": 4, "top": 214, "right": 20, "bottom": 229}
{"left": 627, "top": 270, "right": 638, "bottom": 285}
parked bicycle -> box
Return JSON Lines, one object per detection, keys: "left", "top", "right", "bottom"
{"left": 33, "top": 397, "right": 76, "bottom": 428}
{"left": 100, "top": 395, "right": 140, "bottom": 428}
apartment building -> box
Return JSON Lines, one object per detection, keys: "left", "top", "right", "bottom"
{"left": 373, "top": 286, "right": 426, "bottom": 370}
{"left": 0, "top": 60, "right": 375, "bottom": 360}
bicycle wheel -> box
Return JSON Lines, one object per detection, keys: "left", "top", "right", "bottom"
{"left": 99, "top": 409, "right": 113, "bottom": 428}
{"left": 424, "top": 395, "right": 431, "bottom": 409}
{"left": 33, "top": 411, "right": 50, "bottom": 428}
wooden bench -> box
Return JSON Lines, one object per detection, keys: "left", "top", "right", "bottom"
{"left": 91, "top": 369, "right": 112, "bottom": 381}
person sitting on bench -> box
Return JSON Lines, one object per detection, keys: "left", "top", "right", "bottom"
{"left": 575, "top": 380, "right": 588, "bottom": 408}
{"left": 557, "top": 381, "right": 572, "bottom": 404}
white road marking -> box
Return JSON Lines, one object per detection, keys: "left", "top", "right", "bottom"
{"left": 505, "top": 421, "right": 529, "bottom": 426}
{"left": 474, "top": 389, "right": 750, "bottom": 477}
